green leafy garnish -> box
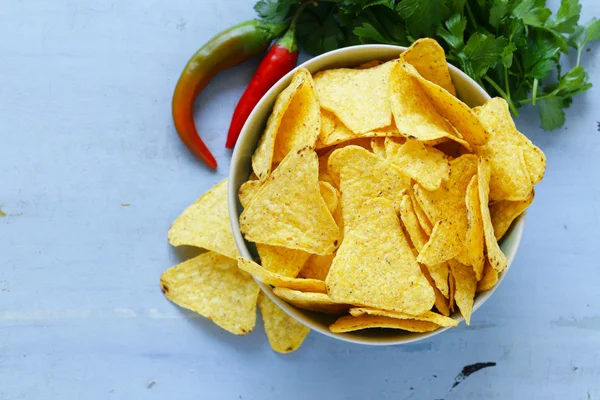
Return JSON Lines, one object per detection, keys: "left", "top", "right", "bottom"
{"left": 254, "top": 0, "right": 600, "bottom": 131}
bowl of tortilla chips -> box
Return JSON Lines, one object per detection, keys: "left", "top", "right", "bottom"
{"left": 228, "top": 39, "right": 545, "bottom": 345}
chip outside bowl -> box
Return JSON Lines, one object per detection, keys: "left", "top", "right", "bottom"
{"left": 228, "top": 45, "right": 524, "bottom": 346}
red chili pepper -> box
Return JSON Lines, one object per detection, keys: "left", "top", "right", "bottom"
{"left": 225, "top": 8, "right": 307, "bottom": 149}
{"left": 172, "top": 20, "right": 285, "bottom": 168}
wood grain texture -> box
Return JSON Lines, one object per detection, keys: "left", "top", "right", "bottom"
{"left": 1, "top": 0, "right": 600, "bottom": 399}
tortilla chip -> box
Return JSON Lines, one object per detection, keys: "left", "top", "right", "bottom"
{"left": 328, "top": 145, "right": 410, "bottom": 232}
{"left": 356, "top": 60, "right": 384, "bottom": 69}
{"left": 320, "top": 108, "right": 336, "bottom": 139}
{"left": 258, "top": 292, "right": 310, "bottom": 353}
{"left": 329, "top": 315, "right": 439, "bottom": 333}
{"left": 160, "top": 252, "right": 259, "bottom": 335}
{"left": 415, "top": 155, "right": 478, "bottom": 266}
{"left": 389, "top": 61, "right": 470, "bottom": 147}
{"left": 387, "top": 138, "right": 450, "bottom": 191}
{"left": 319, "top": 181, "right": 339, "bottom": 214}
{"left": 326, "top": 197, "right": 434, "bottom": 315}
{"left": 314, "top": 60, "right": 396, "bottom": 134}
{"left": 371, "top": 137, "right": 387, "bottom": 158}
{"left": 490, "top": 192, "right": 534, "bottom": 240}
{"left": 473, "top": 98, "right": 538, "bottom": 201}
{"left": 298, "top": 252, "right": 335, "bottom": 281}
{"left": 448, "top": 259, "right": 476, "bottom": 325}
{"left": 240, "top": 147, "right": 341, "bottom": 255}
{"left": 477, "top": 261, "right": 499, "bottom": 292}
{"left": 273, "top": 287, "right": 350, "bottom": 315}
{"left": 401, "top": 38, "right": 456, "bottom": 96}
{"left": 448, "top": 271, "right": 456, "bottom": 313}
{"left": 238, "top": 180, "right": 263, "bottom": 209}
{"left": 256, "top": 245, "right": 311, "bottom": 278}
{"left": 316, "top": 118, "right": 402, "bottom": 150}
{"left": 465, "top": 175, "right": 485, "bottom": 280}
{"left": 237, "top": 257, "right": 327, "bottom": 293}
{"left": 350, "top": 307, "right": 458, "bottom": 327}
{"left": 409, "top": 188, "right": 433, "bottom": 235}
{"left": 252, "top": 70, "right": 306, "bottom": 181}
{"left": 168, "top": 179, "right": 238, "bottom": 259}
{"left": 399, "top": 194, "right": 429, "bottom": 251}
{"left": 478, "top": 159, "right": 508, "bottom": 272}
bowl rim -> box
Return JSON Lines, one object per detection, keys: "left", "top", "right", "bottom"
{"left": 228, "top": 44, "right": 525, "bottom": 345}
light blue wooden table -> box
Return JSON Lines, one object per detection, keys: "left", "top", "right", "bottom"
{"left": 1, "top": 1, "right": 599, "bottom": 399}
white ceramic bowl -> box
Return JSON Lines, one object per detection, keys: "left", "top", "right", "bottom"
{"left": 228, "top": 45, "right": 525, "bottom": 345}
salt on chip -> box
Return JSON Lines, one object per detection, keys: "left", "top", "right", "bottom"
{"left": 490, "top": 191, "right": 534, "bottom": 240}
{"left": 160, "top": 252, "right": 260, "bottom": 335}
{"left": 273, "top": 287, "right": 350, "bottom": 315}
{"left": 253, "top": 69, "right": 319, "bottom": 180}
{"left": 389, "top": 61, "right": 470, "bottom": 147}
{"left": 328, "top": 145, "right": 410, "bottom": 232}
{"left": 329, "top": 315, "right": 439, "bottom": 333}
{"left": 473, "top": 98, "right": 537, "bottom": 201}
{"left": 326, "top": 197, "right": 434, "bottom": 315}
{"left": 448, "top": 259, "right": 476, "bottom": 325}
{"left": 314, "top": 60, "right": 396, "bottom": 134}
{"left": 465, "top": 175, "right": 485, "bottom": 280}
{"left": 168, "top": 179, "right": 238, "bottom": 259}
{"left": 416, "top": 155, "right": 478, "bottom": 266}
{"left": 387, "top": 138, "right": 450, "bottom": 191}
{"left": 298, "top": 252, "right": 335, "bottom": 281}
{"left": 477, "top": 261, "right": 499, "bottom": 292}
{"left": 401, "top": 38, "right": 456, "bottom": 96}
{"left": 238, "top": 257, "right": 327, "bottom": 293}
{"left": 258, "top": 292, "right": 310, "bottom": 353}
{"left": 478, "top": 159, "right": 508, "bottom": 272}
{"left": 240, "top": 147, "right": 341, "bottom": 255}
{"left": 349, "top": 307, "right": 457, "bottom": 327}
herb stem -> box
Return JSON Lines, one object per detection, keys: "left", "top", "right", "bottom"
{"left": 531, "top": 78, "right": 539, "bottom": 106}
{"left": 465, "top": 2, "right": 478, "bottom": 30}
{"left": 483, "top": 76, "right": 519, "bottom": 116}
{"left": 577, "top": 47, "right": 582, "bottom": 67}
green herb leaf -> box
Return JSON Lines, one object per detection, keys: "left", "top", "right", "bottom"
{"left": 354, "top": 22, "right": 393, "bottom": 43}
{"left": 547, "top": 0, "right": 581, "bottom": 34}
{"left": 512, "top": 0, "right": 551, "bottom": 28}
{"left": 522, "top": 35, "right": 560, "bottom": 79}
{"left": 568, "top": 25, "right": 586, "bottom": 49}
{"left": 489, "top": 0, "right": 512, "bottom": 28}
{"left": 437, "top": 13, "right": 467, "bottom": 50}
{"left": 537, "top": 96, "right": 565, "bottom": 130}
{"left": 254, "top": 0, "right": 295, "bottom": 23}
{"left": 585, "top": 17, "right": 600, "bottom": 43}
{"left": 502, "top": 42, "right": 517, "bottom": 68}
{"left": 459, "top": 33, "right": 508, "bottom": 79}
{"left": 396, "top": 0, "right": 450, "bottom": 37}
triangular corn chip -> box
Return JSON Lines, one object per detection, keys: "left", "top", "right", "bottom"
{"left": 160, "top": 252, "right": 259, "bottom": 335}
{"left": 465, "top": 175, "right": 485, "bottom": 280}
{"left": 168, "top": 179, "right": 238, "bottom": 259}
{"left": 370, "top": 137, "right": 387, "bottom": 158}
{"left": 258, "top": 292, "right": 310, "bottom": 353}
{"left": 401, "top": 38, "right": 457, "bottom": 96}
{"left": 350, "top": 307, "right": 458, "bottom": 327}
{"left": 240, "top": 147, "right": 340, "bottom": 255}
{"left": 328, "top": 145, "right": 410, "bottom": 232}
{"left": 253, "top": 69, "right": 319, "bottom": 180}
{"left": 491, "top": 191, "right": 534, "bottom": 241}
{"left": 477, "top": 261, "right": 499, "bottom": 292}
{"left": 273, "top": 287, "right": 350, "bottom": 315}
{"left": 420, "top": 264, "right": 450, "bottom": 316}
{"left": 326, "top": 197, "right": 434, "bottom": 315}
{"left": 298, "top": 252, "right": 335, "bottom": 281}
{"left": 237, "top": 257, "right": 327, "bottom": 293}
{"left": 387, "top": 138, "right": 450, "bottom": 191}
{"left": 448, "top": 259, "right": 477, "bottom": 325}
{"left": 314, "top": 60, "right": 396, "bottom": 134}
{"left": 409, "top": 188, "right": 433, "bottom": 235}
{"left": 329, "top": 315, "right": 439, "bottom": 333}
{"left": 478, "top": 159, "right": 508, "bottom": 272}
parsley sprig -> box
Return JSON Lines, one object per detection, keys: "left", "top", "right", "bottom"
{"left": 254, "top": 0, "right": 600, "bottom": 130}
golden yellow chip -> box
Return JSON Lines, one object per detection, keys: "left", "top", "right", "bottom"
{"left": 465, "top": 175, "right": 485, "bottom": 280}
{"left": 314, "top": 60, "right": 396, "bottom": 134}
{"left": 490, "top": 191, "right": 534, "bottom": 240}
{"left": 416, "top": 155, "right": 478, "bottom": 266}
{"left": 420, "top": 261, "right": 450, "bottom": 315}
{"left": 160, "top": 252, "right": 260, "bottom": 335}
{"left": 320, "top": 108, "right": 336, "bottom": 139}
{"left": 298, "top": 252, "right": 335, "bottom": 281}
{"left": 478, "top": 159, "right": 508, "bottom": 272}
{"left": 258, "top": 292, "right": 310, "bottom": 353}
{"left": 329, "top": 315, "right": 439, "bottom": 333}
{"left": 449, "top": 271, "right": 456, "bottom": 313}
{"left": 370, "top": 137, "right": 387, "bottom": 158}
{"left": 350, "top": 307, "right": 457, "bottom": 327}
{"left": 319, "top": 181, "right": 339, "bottom": 214}
{"left": 427, "top": 263, "right": 450, "bottom": 299}
{"left": 326, "top": 197, "right": 434, "bottom": 315}
{"left": 405, "top": 65, "right": 487, "bottom": 146}
{"left": 273, "top": 287, "right": 350, "bottom": 315}
{"left": 477, "top": 261, "right": 499, "bottom": 292}
{"left": 409, "top": 188, "right": 433, "bottom": 235}
{"left": 328, "top": 145, "right": 410, "bottom": 232}
{"left": 387, "top": 138, "right": 450, "bottom": 191}
{"left": 237, "top": 257, "right": 327, "bottom": 293}
{"left": 240, "top": 148, "right": 341, "bottom": 255}
{"left": 356, "top": 60, "right": 384, "bottom": 69}
{"left": 253, "top": 69, "right": 320, "bottom": 180}
{"left": 168, "top": 179, "right": 238, "bottom": 259}
{"left": 315, "top": 117, "right": 402, "bottom": 150}
{"left": 389, "top": 61, "right": 470, "bottom": 147}
{"left": 448, "top": 259, "right": 476, "bottom": 325}
{"left": 399, "top": 194, "right": 429, "bottom": 251}
{"left": 473, "top": 98, "right": 540, "bottom": 201}
{"left": 238, "top": 180, "right": 263, "bottom": 208}
{"left": 401, "top": 38, "right": 456, "bottom": 96}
